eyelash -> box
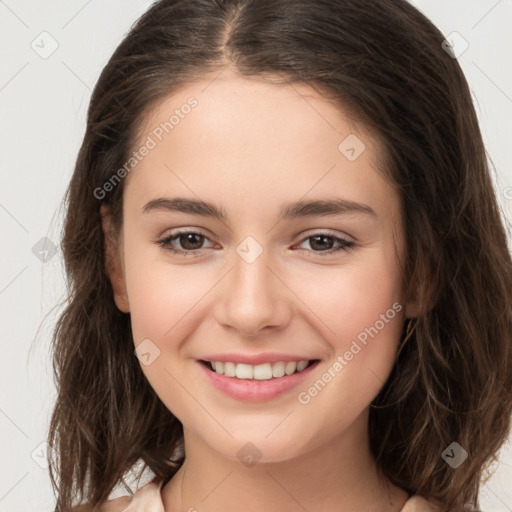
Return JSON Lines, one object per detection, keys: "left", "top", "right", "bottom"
{"left": 155, "top": 229, "right": 356, "bottom": 257}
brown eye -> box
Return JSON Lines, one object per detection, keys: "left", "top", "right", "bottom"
{"left": 296, "top": 233, "right": 356, "bottom": 255}
{"left": 308, "top": 235, "right": 336, "bottom": 251}
{"left": 175, "top": 233, "right": 205, "bottom": 250}
{"left": 156, "top": 230, "right": 215, "bottom": 255}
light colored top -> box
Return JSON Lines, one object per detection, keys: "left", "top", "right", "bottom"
{"left": 89, "top": 481, "right": 441, "bottom": 512}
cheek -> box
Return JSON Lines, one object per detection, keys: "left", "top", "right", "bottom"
{"left": 123, "top": 243, "right": 212, "bottom": 344}
{"left": 288, "top": 249, "right": 405, "bottom": 402}
{"left": 122, "top": 245, "right": 208, "bottom": 419}
{"left": 289, "top": 250, "right": 404, "bottom": 347}
{"left": 294, "top": 291, "right": 404, "bottom": 430}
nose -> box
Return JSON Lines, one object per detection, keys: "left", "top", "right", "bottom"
{"left": 214, "top": 248, "right": 293, "bottom": 338}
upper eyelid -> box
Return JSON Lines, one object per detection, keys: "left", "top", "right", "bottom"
{"left": 159, "top": 228, "right": 353, "bottom": 247}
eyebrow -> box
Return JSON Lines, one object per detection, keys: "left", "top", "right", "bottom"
{"left": 142, "top": 197, "right": 377, "bottom": 221}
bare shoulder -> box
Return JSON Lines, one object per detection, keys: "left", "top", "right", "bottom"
{"left": 69, "top": 495, "right": 132, "bottom": 512}
{"left": 401, "top": 495, "right": 442, "bottom": 512}
{"left": 67, "top": 481, "right": 164, "bottom": 512}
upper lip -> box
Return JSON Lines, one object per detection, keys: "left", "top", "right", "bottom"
{"left": 199, "top": 353, "right": 318, "bottom": 365}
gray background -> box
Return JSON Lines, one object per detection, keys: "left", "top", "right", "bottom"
{"left": 1, "top": 1, "right": 511, "bottom": 510}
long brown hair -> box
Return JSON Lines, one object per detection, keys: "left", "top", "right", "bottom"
{"left": 47, "top": 1, "right": 512, "bottom": 510}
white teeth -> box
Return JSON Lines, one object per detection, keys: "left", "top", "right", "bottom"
{"left": 285, "top": 361, "right": 297, "bottom": 375}
{"left": 208, "top": 360, "right": 311, "bottom": 380}
{"left": 253, "top": 363, "right": 272, "bottom": 380}
{"left": 296, "top": 360, "right": 309, "bottom": 372}
{"left": 224, "top": 361, "right": 236, "bottom": 377}
{"left": 272, "top": 361, "right": 285, "bottom": 378}
{"left": 235, "top": 363, "right": 253, "bottom": 379}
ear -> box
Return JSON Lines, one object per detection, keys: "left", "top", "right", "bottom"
{"left": 100, "top": 204, "right": 130, "bottom": 313}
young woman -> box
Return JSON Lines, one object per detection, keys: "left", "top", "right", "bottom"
{"left": 47, "top": 1, "right": 512, "bottom": 511}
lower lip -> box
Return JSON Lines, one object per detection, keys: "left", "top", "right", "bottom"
{"left": 197, "top": 360, "right": 320, "bottom": 401}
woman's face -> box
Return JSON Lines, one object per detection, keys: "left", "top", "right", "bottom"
{"left": 105, "top": 70, "right": 415, "bottom": 463}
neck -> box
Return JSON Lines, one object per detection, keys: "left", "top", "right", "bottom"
{"left": 161, "top": 410, "right": 409, "bottom": 512}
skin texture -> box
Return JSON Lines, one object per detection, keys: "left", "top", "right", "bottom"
{"left": 102, "top": 68, "right": 420, "bottom": 512}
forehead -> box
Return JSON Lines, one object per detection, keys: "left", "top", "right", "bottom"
{"left": 136, "top": 71, "right": 371, "bottom": 157}
{"left": 125, "top": 71, "right": 399, "bottom": 224}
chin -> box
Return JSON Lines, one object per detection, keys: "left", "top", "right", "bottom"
{"left": 199, "top": 428, "right": 317, "bottom": 467}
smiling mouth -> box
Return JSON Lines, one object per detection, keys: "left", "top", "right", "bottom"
{"left": 200, "top": 359, "right": 319, "bottom": 381}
